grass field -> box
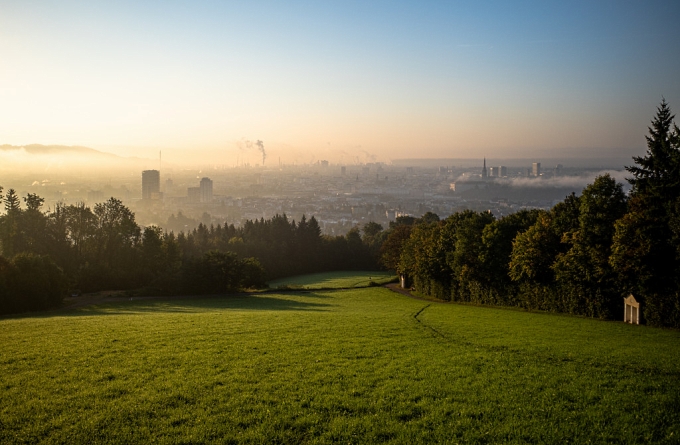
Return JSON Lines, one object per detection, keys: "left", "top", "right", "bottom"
{"left": 268, "top": 270, "right": 396, "bottom": 289}
{"left": 1, "top": 281, "right": 679, "bottom": 443}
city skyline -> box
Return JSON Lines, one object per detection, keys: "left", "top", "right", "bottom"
{"left": 1, "top": 1, "right": 679, "bottom": 166}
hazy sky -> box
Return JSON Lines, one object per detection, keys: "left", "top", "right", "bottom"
{"left": 1, "top": 1, "right": 679, "bottom": 165}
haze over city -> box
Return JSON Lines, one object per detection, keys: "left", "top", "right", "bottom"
{"left": 2, "top": 0, "right": 680, "bottom": 168}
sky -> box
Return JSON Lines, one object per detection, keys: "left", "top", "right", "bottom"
{"left": 1, "top": 0, "right": 679, "bottom": 166}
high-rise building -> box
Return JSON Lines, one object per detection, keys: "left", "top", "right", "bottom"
{"left": 532, "top": 162, "right": 541, "bottom": 177}
{"left": 499, "top": 166, "right": 507, "bottom": 177}
{"left": 481, "top": 158, "right": 487, "bottom": 179}
{"left": 142, "top": 170, "right": 160, "bottom": 200}
{"left": 199, "top": 177, "right": 213, "bottom": 203}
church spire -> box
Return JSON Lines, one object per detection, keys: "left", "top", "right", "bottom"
{"left": 481, "top": 157, "right": 487, "bottom": 179}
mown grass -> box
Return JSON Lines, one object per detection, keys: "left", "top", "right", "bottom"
{"left": 1, "top": 287, "right": 679, "bottom": 444}
{"left": 268, "top": 270, "right": 396, "bottom": 289}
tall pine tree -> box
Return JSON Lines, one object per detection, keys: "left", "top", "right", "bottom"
{"left": 611, "top": 99, "right": 680, "bottom": 327}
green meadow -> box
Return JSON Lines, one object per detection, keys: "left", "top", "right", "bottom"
{"left": 268, "top": 270, "right": 396, "bottom": 289}
{"left": 1, "top": 280, "right": 679, "bottom": 443}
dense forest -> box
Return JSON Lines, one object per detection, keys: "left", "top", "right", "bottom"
{"left": 388, "top": 100, "right": 680, "bottom": 328}
{"left": 1, "top": 101, "right": 679, "bottom": 327}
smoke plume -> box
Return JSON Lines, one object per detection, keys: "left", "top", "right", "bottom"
{"left": 236, "top": 139, "right": 266, "bottom": 166}
{"left": 256, "top": 140, "right": 266, "bottom": 165}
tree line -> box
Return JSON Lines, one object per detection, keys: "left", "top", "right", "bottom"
{"left": 0, "top": 192, "right": 381, "bottom": 314}
{"left": 385, "top": 100, "right": 680, "bottom": 328}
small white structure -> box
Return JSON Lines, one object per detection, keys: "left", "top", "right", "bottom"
{"left": 624, "top": 294, "right": 640, "bottom": 325}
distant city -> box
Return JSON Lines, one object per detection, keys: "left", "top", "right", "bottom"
{"left": 3, "top": 158, "right": 627, "bottom": 235}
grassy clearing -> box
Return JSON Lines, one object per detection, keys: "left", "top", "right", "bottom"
{"left": 1, "top": 288, "right": 679, "bottom": 444}
{"left": 268, "top": 270, "right": 396, "bottom": 289}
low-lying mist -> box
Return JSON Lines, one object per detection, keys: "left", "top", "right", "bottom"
{"left": 491, "top": 170, "right": 630, "bottom": 190}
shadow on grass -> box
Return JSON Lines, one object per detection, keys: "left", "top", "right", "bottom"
{"left": 2, "top": 292, "right": 334, "bottom": 320}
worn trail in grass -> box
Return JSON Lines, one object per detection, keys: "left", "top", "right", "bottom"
{"left": 1, "top": 288, "right": 679, "bottom": 444}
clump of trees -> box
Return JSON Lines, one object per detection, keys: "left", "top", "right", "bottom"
{"left": 0, "top": 194, "right": 263, "bottom": 314}
{"left": 393, "top": 100, "right": 680, "bottom": 328}
{"left": 175, "top": 214, "right": 379, "bottom": 280}
{"left": 508, "top": 175, "right": 626, "bottom": 317}
{"left": 0, "top": 192, "right": 382, "bottom": 314}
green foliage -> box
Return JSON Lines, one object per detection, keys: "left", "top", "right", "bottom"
{"left": 0, "top": 189, "right": 21, "bottom": 258}
{"left": 380, "top": 224, "right": 413, "bottom": 271}
{"left": 177, "top": 214, "right": 380, "bottom": 280}
{"left": 359, "top": 222, "right": 387, "bottom": 268}
{"left": 93, "top": 198, "right": 141, "bottom": 270}
{"left": 0, "top": 253, "right": 67, "bottom": 314}
{"left": 361, "top": 221, "right": 384, "bottom": 243}
{"left": 627, "top": 99, "right": 680, "bottom": 198}
{"left": 182, "top": 250, "right": 241, "bottom": 294}
{"left": 551, "top": 175, "right": 627, "bottom": 318}
{"left": 418, "top": 211, "right": 440, "bottom": 225}
{"left": 3, "top": 189, "right": 20, "bottom": 213}
{"left": 480, "top": 209, "right": 541, "bottom": 288}
{"left": 399, "top": 221, "right": 444, "bottom": 297}
{"left": 389, "top": 215, "right": 417, "bottom": 228}
{"left": 399, "top": 211, "right": 495, "bottom": 301}
{"left": 23, "top": 193, "right": 44, "bottom": 212}
{"left": 180, "top": 251, "right": 268, "bottom": 294}
{"left": 550, "top": 192, "right": 581, "bottom": 237}
{"left": 396, "top": 175, "right": 630, "bottom": 319}
{"left": 445, "top": 211, "right": 495, "bottom": 298}
{"left": 240, "top": 257, "right": 267, "bottom": 289}
{"left": 576, "top": 174, "right": 627, "bottom": 249}
{"left": 0, "top": 256, "right": 11, "bottom": 313}
{"left": 1, "top": 289, "right": 679, "bottom": 443}
{"left": 509, "top": 212, "right": 559, "bottom": 284}
{"left": 612, "top": 100, "right": 680, "bottom": 326}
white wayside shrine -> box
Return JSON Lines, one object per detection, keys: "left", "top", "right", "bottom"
{"left": 624, "top": 294, "right": 640, "bottom": 325}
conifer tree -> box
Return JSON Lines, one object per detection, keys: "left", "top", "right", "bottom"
{"left": 611, "top": 99, "right": 680, "bottom": 327}
{"left": 627, "top": 99, "right": 680, "bottom": 198}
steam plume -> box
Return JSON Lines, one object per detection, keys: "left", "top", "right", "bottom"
{"left": 236, "top": 139, "right": 265, "bottom": 166}
{"left": 256, "top": 140, "right": 266, "bottom": 165}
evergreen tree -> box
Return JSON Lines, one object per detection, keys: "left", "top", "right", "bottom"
{"left": 627, "top": 99, "right": 680, "bottom": 198}
{"left": 0, "top": 189, "right": 22, "bottom": 257}
{"left": 611, "top": 99, "right": 680, "bottom": 327}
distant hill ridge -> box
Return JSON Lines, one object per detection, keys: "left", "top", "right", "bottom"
{"left": 0, "top": 144, "right": 118, "bottom": 157}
